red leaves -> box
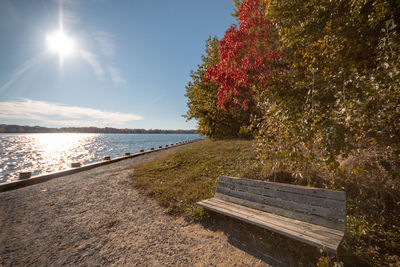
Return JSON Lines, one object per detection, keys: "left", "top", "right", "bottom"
{"left": 206, "top": 0, "right": 281, "bottom": 111}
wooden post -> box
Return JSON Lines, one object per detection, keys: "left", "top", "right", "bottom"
{"left": 19, "top": 172, "right": 32, "bottom": 179}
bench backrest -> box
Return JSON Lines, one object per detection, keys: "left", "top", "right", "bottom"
{"left": 215, "top": 176, "right": 346, "bottom": 231}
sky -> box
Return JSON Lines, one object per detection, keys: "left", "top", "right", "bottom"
{"left": 0, "top": 0, "right": 237, "bottom": 130}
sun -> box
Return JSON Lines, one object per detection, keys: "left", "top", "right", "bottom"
{"left": 46, "top": 31, "right": 75, "bottom": 58}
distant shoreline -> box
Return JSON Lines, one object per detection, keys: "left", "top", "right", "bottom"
{"left": 0, "top": 124, "right": 197, "bottom": 134}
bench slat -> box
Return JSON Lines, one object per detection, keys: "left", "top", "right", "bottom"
{"left": 216, "top": 187, "right": 346, "bottom": 221}
{"left": 199, "top": 198, "right": 337, "bottom": 245}
{"left": 215, "top": 193, "right": 345, "bottom": 231}
{"left": 220, "top": 176, "right": 345, "bottom": 201}
{"left": 211, "top": 197, "right": 343, "bottom": 237}
{"left": 218, "top": 181, "right": 346, "bottom": 210}
{"left": 197, "top": 198, "right": 343, "bottom": 253}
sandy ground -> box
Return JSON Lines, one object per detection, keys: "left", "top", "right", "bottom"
{"left": 0, "top": 145, "right": 286, "bottom": 266}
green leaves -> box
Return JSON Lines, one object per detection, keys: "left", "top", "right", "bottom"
{"left": 256, "top": 0, "right": 400, "bottom": 165}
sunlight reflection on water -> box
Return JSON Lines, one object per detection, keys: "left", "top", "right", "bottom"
{"left": 0, "top": 133, "right": 200, "bottom": 183}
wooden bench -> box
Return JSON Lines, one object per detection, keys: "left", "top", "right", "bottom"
{"left": 196, "top": 176, "right": 346, "bottom": 253}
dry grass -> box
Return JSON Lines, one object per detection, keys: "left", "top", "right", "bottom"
{"left": 130, "top": 139, "right": 261, "bottom": 218}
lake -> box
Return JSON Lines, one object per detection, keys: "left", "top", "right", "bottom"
{"left": 0, "top": 133, "right": 201, "bottom": 183}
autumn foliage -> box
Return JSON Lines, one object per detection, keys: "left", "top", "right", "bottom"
{"left": 206, "top": 0, "right": 280, "bottom": 111}
{"left": 184, "top": 37, "right": 253, "bottom": 139}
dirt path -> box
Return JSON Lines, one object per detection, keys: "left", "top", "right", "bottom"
{"left": 0, "top": 145, "right": 283, "bottom": 266}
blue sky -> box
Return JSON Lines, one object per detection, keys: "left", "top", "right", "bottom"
{"left": 0, "top": 0, "right": 236, "bottom": 130}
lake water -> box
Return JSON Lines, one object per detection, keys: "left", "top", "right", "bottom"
{"left": 0, "top": 133, "right": 201, "bottom": 183}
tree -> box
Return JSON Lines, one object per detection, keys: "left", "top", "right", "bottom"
{"left": 206, "top": 0, "right": 281, "bottom": 112}
{"left": 254, "top": 0, "right": 400, "bottom": 167}
{"left": 184, "top": 37, "right": 251, "bottom": 139}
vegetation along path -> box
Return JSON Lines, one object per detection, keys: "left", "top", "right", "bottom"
{"left": 0, "top": 143, "right": 278, "bottom": 266}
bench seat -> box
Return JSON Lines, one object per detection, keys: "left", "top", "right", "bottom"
{"left": 197, "top": 176, "right": 346, "bottom": 253}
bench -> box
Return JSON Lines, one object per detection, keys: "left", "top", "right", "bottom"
{"left": 196, "top": 176, "right": 346, "bottom": 253}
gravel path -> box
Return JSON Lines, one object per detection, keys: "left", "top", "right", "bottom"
{"left": 0, "top": 145, "right": 283, "bottom": 266}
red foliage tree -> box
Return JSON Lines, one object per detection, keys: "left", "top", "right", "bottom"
{"left": 206, "top": 0, "right": 281, "bottom": 111}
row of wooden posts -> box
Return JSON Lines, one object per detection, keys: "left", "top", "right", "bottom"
{"left": 18, "top": 140, "right": 196, "bottom": 180}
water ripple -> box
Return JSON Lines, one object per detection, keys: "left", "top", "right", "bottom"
{"left": 0, "top": 133, "right": 200, "bottom": 183}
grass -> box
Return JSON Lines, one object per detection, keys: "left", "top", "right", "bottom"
{"left": 131, "top": 139, "right": 262, "bottom": 219}
{"left": 130, "top": 139, "right": 400, "bottom": 266}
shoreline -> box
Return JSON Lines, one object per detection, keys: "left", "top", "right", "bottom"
{"left": 0, "top": 139, "right": 202, "bottom": 193}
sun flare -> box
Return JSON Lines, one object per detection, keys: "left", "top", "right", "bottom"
{"left": 46, "top": 31, "right": 75, "bottom": 57}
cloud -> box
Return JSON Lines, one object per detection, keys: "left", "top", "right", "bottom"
{"left": 93, "top": 31, "right": 116, "bottom": 58}
{"left": 152, "top": 97, "right": 161, "bottom": 103}
{"left": 92, "top": 31, "right": 126, "bottom": 86}
{"left": 108, "top": 65, "right": 126, "bottom": 85}
{"left": 0, "top": 99, "right": 143, "bottom": 127}
{"left": 0, "top": 53, "right": 45, "bottom": 94}
{"left": 78, "top": 50, "right": 105, "bottom": 79}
